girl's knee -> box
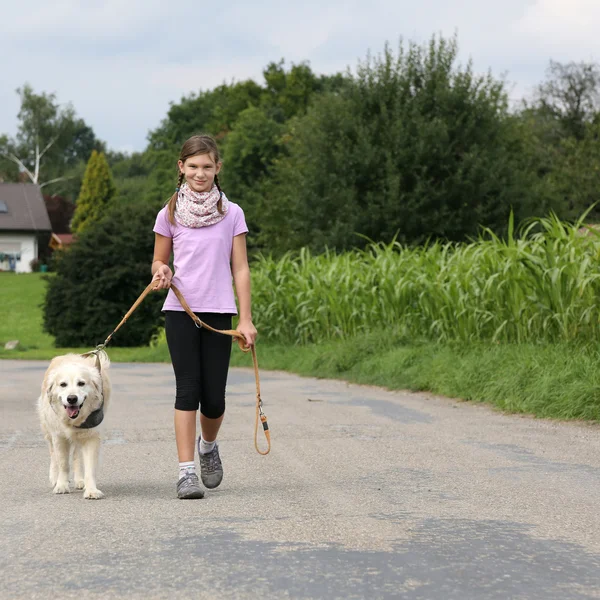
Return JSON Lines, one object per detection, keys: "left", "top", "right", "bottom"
{"left": 200, "top": 403, "right": 225, "bottom": 420}
{"left": 174, "top": 398, "right": 200, "bottom": 411}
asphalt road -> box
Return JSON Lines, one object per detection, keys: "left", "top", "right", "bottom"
{"left": 1, "top": 359, "right": 600, "bottom": 599}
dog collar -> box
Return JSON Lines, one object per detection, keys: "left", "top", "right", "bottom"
{"left": 74, "top": 350, "right": 106, "bottom": 429}
{"left": 74, "top": 401, "right": 104, "bottom": 429}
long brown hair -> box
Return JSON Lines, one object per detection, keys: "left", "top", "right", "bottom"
{"left": 167, "top": 135, "right": 224, "bottom": 225}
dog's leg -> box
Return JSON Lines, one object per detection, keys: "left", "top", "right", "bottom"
{"left": 81, "top": 435, "right": 104, "bottom": 499}
{"left": 73, "top": 443, "right": 85, "bottom": 490}
{"left": 52, "top": 436, "right": 71, "bottom": 494}
{"left": 46, "top": 434, "right": 57, "bottom": 487}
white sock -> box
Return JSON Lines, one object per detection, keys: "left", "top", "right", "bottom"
{"left": 179, "top": 461, "right": 196, "bottom": 479}
{"left": 199, "top": 437, "right": 216, "bottom": 455}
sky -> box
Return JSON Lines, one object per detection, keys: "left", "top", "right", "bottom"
{"left": 1, "top": 0, "right": 599, "bottom": 153}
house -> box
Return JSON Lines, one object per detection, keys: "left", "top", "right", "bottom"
{"left": 0, "top": 183, "right": 52, "bottom": 273}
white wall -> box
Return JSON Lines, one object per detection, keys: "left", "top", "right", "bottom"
{"left": 0, "top": 234, "right": 38, "bottom": 273}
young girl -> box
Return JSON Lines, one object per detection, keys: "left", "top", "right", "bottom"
{"left": 151, "top": 134, "right": 257, "bottom": 499}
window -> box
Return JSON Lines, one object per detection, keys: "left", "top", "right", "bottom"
{"left": 0, "top": 201, "right": 8, "bottom": 213}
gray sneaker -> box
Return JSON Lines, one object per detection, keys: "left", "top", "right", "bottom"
{"left": 198, "top": 442, "right": 223, "bottom": 489}
{"left": 177, "top": 472, "right": 204, "bottom": 499}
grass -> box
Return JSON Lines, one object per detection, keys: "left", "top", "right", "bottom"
{"left": 0, "top": 273, "right": 169, "bottom": 362}
{"left": 238, "top": 334, "right": 600, "bottom": 421}
{"left": 251, "top": 214, "right": 600, "bottom": 346}
{"left": 2, "top": 272, "right": 600, "bottom": 422}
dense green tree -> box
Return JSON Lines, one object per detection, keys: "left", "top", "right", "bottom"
{"left": 260, "top": 60, "right": 348, "bottom": 122}
{"left": 220, "top": 106, "right": 285, "bottom": 243}
{"left": 147, "top": 80, "right": 263, "bottom": 152}
{"left": 44, "top": 199, "right": 164, "bottom": 347}
{"left": 71, "top": 150, "right": 116, "bottom": 234}
{"left": 543, "top": 121, "right": 600, "bottom": 221}
{"left": 259, "top": 36, "right": 544, "bottom": 252}
{"left": 143, "top": 63, "right": 350, "bottom": 223}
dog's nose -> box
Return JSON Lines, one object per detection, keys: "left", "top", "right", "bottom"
{"left": 66, "top": 395, "right": 78, "bottom": 405}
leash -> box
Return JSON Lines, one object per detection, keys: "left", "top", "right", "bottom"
{"left": 83, "top": 281, "right": 271, "bottom": 455}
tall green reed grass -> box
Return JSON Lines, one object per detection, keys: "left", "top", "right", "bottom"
{"left": 251, "top": 212, "right": 600, "bottom": 345}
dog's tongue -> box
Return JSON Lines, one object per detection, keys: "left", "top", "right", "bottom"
{"left": 66, "top": 406, "right": 79, "bottom": 418}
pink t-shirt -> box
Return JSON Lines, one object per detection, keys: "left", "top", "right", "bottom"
{"left": 153, "top": 203, "right": 248, "bottom": 314}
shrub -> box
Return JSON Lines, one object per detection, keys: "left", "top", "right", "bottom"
{"left": 44, "top": 200, "right": 166, "bottom": 347}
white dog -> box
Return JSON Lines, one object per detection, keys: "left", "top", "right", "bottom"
{"left": 37, "top": 352, "right": 111, "bottom": 499}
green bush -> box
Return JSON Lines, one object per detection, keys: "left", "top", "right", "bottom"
{"left": 260, "top": 35, "right": 542, "bottom": 252}
{"left": 43, "top": 200, "right": 165, "bottom": 347}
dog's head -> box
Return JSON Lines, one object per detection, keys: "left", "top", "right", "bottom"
{"left": 46, "top": 362, "right": 102, "bottom": 420}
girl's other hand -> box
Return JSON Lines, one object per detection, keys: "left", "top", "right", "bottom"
{"left": 152, "top": 265, "right": 173, "bottom": 290}
{"left": 237, "top": 319, "right": 257, "bottom": 348}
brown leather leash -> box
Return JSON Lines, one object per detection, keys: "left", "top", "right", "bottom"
{"left": 83, "top": 281, "right": 271, "bottom": 455}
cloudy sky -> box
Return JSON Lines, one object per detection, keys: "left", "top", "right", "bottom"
{"left": 1, "top": 0, "right": 598, "bottom": 153}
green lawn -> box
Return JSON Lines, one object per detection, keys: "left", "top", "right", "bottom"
{"left": 0, "top": 273, "right": 170, "bottom": 362}
{"left": 1, "top": 272, "right": 55, "bottom": 351}
{"left": 2, "top": 273, "right": 600, "bottom": 422}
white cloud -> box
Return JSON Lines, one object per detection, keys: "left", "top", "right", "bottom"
{"left": 1, "top": 0, "right": 599, "bottom": 151}
{"left": 513, "top": 0, "right": 600, "bottom": 59}
{"left": 0, "top": 0, "right": 171, "bottom": 39}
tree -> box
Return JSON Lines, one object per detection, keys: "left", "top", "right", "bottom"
{"left": 220, "top": 106, "right": 284, "bottom": 245}
{"left": 147, "top": 80, "right": 263, "bottom": 152}
{"left": 260, "top": 36, "right": 543, "bottom": 252}
{"left": 532, "top": 60, "right": 600, "bottom": 141}
{"left": 544, "top": 121, "right": 600, "bottom": 221}
{"left": 0, "top": 85, "right": 103, "bottom": 191}
{"left": 44, "top": 200, "right": 164, "bottom": 347}
{"left": 260, "top": 60, "right": 348, "bottom": 122}
{"left": 71, "top": 151, "right": 116, "bottom": 234}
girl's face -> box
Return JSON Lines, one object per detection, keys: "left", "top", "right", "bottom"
{"left": 179, "top": 152, "right": 222, "bottom": 193}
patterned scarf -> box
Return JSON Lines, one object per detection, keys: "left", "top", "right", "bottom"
{"left": 174, "top": 182, "right": 229, "bottom": 228}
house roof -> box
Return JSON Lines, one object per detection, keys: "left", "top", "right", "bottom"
{"left": 53, "top": 233, "right": 75, "bottom": 244}
{"left": 0, "top": 183, "right": 52, "bottom": 232}
{"left": 50, "top": 233, "right": 75, "bottom": 249}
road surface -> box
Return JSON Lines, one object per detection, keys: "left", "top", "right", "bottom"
{"left": 1, "top": 359, "right": 600, "bottom": 599}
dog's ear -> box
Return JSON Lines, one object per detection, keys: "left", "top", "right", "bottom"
{"left": 45, "top": 370, "right": 56, "bottom": 399}
{"left": 90, "top": 368, "right": 103, "bottom": 395}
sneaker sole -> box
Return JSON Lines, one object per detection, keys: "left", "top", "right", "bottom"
{"left": 202, "top": 477, "right": 223, "bottom": 490}
{"left": 178, "top": 489, "right": 205, "bottom": 499}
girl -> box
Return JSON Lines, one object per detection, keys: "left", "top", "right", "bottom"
{"left": 151, "top": 135, "right": 257, "bottom": 499}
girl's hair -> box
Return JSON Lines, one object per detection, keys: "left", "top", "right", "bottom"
{"left": 167, "top": 134, "right": 224, "bottom": 224}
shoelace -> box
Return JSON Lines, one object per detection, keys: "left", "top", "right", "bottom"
{"left": 201, "top": 449, "right": 219, "bottom": 473}
{"left": 181, "top": 472, "right": 199, "bottom": 486}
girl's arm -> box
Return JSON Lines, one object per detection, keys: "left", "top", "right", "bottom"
{"left": 231, "top": 233, "right": 257, "bottom": 346}
{"left": 151, "top": 233, "right": 173, "bottom": 289}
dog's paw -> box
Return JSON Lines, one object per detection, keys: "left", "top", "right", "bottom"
{"left": 83, "top": 488, "right": 105, "bottom": 500}
{"left": 75, "top": 479, "right": 85, "bottom": 490}
{"left": 49, "top": 475, "right": 57, "bottom": 487}
{"left": 53, "top": 481, "right": 70, "bottom": 494}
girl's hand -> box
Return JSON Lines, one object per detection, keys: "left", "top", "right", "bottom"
{"left": 237, "top": 319, "right": 257, "bottom": 348}
{"left": 152, "top": 264, "right": 173, "bottom": 290}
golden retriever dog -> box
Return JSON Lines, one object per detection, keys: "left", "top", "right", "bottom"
{"left": 37, "top": 352, "right": 111, "bottom": 499}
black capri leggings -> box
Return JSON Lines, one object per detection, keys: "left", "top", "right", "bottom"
{"left": 165, "top": 311, "right": 233, "bottom": 417}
